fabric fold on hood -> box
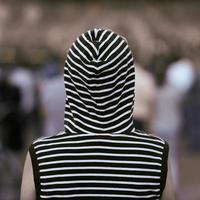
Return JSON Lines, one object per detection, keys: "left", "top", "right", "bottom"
{"left": 64, "top": 28, "right": 135, "bottom": 134}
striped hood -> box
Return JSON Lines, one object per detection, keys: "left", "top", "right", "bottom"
{"left": 64, "top": 28, "right": 135, "bottom": 134}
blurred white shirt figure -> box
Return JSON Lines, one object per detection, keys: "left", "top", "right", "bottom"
{"left": 166, "top": 59, "right": 195, "bottom": 94}
{"left": 134, "top": 63, "right": 156, "bottom": 131}
{"left": 9, "top": 67, "right": 35, "bottom": 114}
{"left": 40, "top": 75, "right": 65, "bottom": 136}
{"left": 152, "top": 58, "right": 195, "bottom": 195}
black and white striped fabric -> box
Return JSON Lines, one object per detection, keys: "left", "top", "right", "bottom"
{"left": 30, "top": 28, "right": 169, "bottom": 200}
{"left": 64, "top": 28, "right": 135, "bottom": 134}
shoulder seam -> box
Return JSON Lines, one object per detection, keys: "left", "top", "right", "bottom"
{"left": 33, "top": 131, "right": 65, "bottom": 144}
{"left": 134, "top": 130, "right": 165, "bottom": 144}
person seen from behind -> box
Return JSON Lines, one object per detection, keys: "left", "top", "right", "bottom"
{"left": 21, "top": 28, "right": 175, "bottom": 200}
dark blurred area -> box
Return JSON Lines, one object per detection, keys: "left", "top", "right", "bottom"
{"left": 0, "top": 0, "right": 200, "bottom": 199}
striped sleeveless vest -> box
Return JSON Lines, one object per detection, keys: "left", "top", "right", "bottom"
{"left": 29, "top": 28, "right": 169, "bottom": 199}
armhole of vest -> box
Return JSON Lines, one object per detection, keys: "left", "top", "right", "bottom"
{"left": 29, "top": 144, "right": 41, "bottom": 200}
{"left": 160, "top": 141, "right": 169, "bottom": 198}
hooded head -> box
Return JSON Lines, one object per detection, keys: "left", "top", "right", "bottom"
{"left": 64, "top": 28, "right": 135, "bottom": 134}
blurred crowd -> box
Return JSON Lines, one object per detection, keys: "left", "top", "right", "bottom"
{"left": 0, "top": 53, "right": 200, "bottom": 200}
{"left": 0, "top": 1, "right": 200, "bottom": 199}
{"left": 0, "top": 58, "right": 65, "bottom": 200}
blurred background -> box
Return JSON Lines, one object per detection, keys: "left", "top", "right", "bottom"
{"left": 0, "top": 0, "right": 200, "bottom": 199}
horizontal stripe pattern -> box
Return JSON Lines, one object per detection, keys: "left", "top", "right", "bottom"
{"left": 64, "top": 28, "right": 135, "bottom": 134}
{"left": 30, "top": 29, "right": 168, "bottom": 199}
{"left": 32, "top": 131, "right": 166, "bottom": 199}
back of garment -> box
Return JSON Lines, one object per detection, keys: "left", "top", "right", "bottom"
{"left": 29, "top": 28, "right": 169, "bottom": 200}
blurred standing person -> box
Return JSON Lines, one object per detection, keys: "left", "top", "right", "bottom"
{"left": 134, "top": 63, "right": 156, "bottom": 132}
{"left": 38, "top": 58, "right": 65, "bottom": 136}
{"left": 39, "top": 74, "right": 65, "bottom": 136}
{"left": 152, "top": 58, "right": 195, "bottom": 196}
{"left": 9, "top": 67, "right": 35, "bottom": 145}
{"left": 183, "top": 70, "right": 200, "bottom": 151}
{"left": 0, "top": 70, "right": 22, "bottom": 200}
{"left": 0, "top": 71, "right": 23, "bottom": 152}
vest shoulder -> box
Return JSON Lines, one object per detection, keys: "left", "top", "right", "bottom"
{"left": 32, "top": 131, "right": 66, "bottom": 146}
{"left": 133, "top": 129, "right": 166, "bottom": 145}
